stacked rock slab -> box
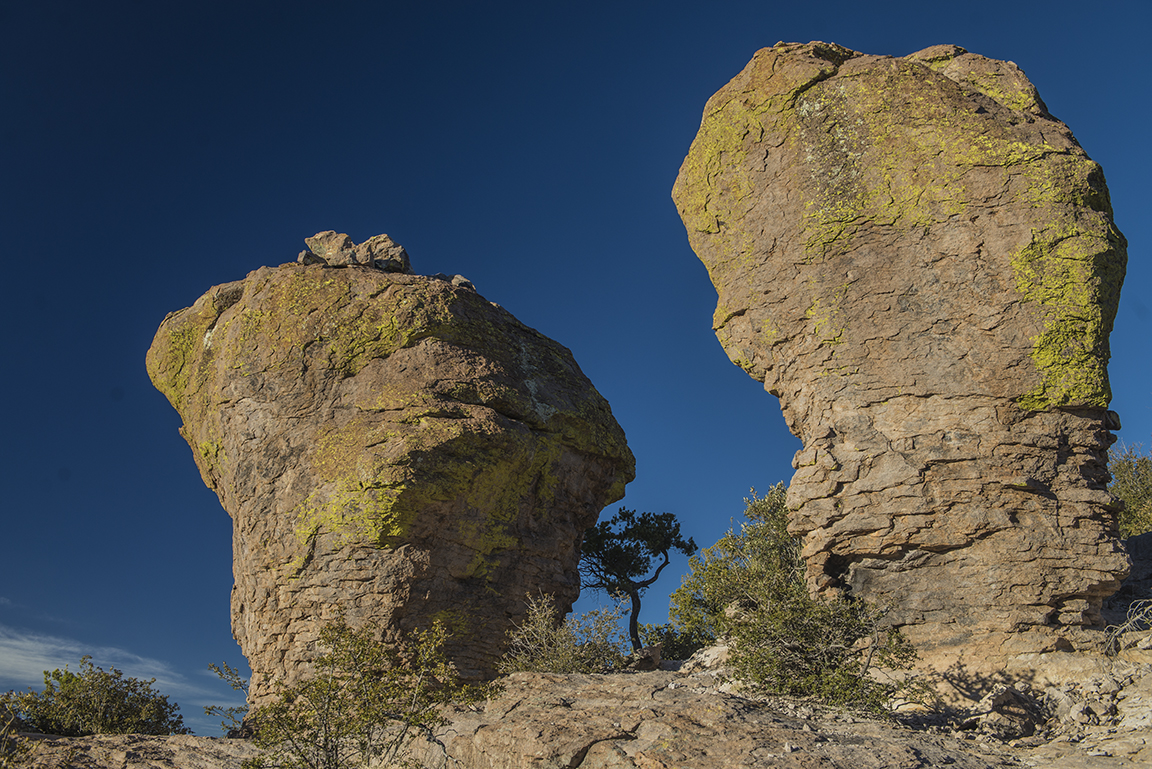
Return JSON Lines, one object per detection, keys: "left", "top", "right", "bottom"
{"left": 146, "top": 232, "right": 634, "bottom": 703}
{"left": 672, "top": 43, "right": 1129, "bottom": 672}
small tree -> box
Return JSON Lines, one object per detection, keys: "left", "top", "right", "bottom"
{"left": 244, "top": 617, "right": 486, "bottom": 769}
{"left": 636, "top": 622, "right": 710, "bottom": 661}
{"left": 580, "top": 509, "right": 696, "bottom": 651}
{"left": 0, "top": 656, "right": 189, "bottom": 737}
{"left": 1109, "top": 442, "right": 1152, "bottom": 538}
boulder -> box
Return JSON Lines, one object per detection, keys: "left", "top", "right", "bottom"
{"left": 297, "top": 230, "right": 411, "bottom": 272}
{"left": 672, "top": 43, "right": 1129, "bottom": 674}
{"left": 146, "top": 233, "right": 634, "bottom": 702}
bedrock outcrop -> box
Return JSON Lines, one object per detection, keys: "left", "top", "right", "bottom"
{"left": 672, "top": 43, "right": 1129, "bottom": 671}
{"left": 146, "top": 232, "right": 634, "bottom": 702}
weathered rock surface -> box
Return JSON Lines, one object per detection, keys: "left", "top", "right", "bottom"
{"left": 405, "top": 667, "right": 1150, "bottom": 768}
{"left": 409, "top": 671, "right": 1021, "bottom": 769}
{"left": 13, "top": 733, "right": 261, "bottom": 769}
{"left": 146, "top": 233, "right": 635, "bottom": 702}
{"left": 672, "top": 42, "right": 1130, "bottom": 674}
{"left": 14, "top": 658, "right": 1152, "bottom": 768}
{"left": 297, "top": 229, "right": 411, "bottom": 272}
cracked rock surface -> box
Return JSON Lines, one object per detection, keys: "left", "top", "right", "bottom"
{"left": 408, "top": 671, "right": 1034, "bottom": 768}
{"left": 13, "top": 662, "right": 1151, "bottom": 767}
{"left": 671, "top": 42, "right": 1130, "bottom": 675}
{"left": 145, "top": 235, "right": 635, "bottom": 703}
{"left": 13, "top": 733, "right": 262, "bottom": 769}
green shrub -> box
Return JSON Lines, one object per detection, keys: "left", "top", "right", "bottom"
{"left": 0, "top": 656, "right": 189, "bottom": 737}
{"left": 669, "top": 484, "right": 922, "bottom": 714}
{"left": 1109, "top": 442, "right": 1152, "bottom": 538}
{"left": 637, "top": 623, "right": 709, "bottom": 661}
{"left": 498, "top": 594, "right": 629, "bottom": 675}
{"left": 1, "top": 708, "right": 30, "bottom": 768}
{"left": 670, "top": 483, "right": 794, "bottom": 644}
{"left": 204, "top": 661, "right": 249, "bottom": 735}
{"left": 244, "top": 617, "right": 486, "bottom": 769}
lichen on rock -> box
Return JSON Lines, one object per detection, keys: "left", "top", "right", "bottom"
{"left": 146, "top": 233, "right": 634, "bottom": 702}
{"left": 672, "top": 42, "right": 1129, "bottom": 677}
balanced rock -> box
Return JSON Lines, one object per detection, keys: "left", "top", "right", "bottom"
{"left": 297, "top": 229, "right": 411, "bottom": 272}
{"left": 672, "top": 43, "right": 1129, "bottom": 673}
{"left": 146, "top": 233, "right": 634, "bottom": 702}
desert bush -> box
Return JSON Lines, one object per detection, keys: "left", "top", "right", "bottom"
{"left": 1, "top": 708, "right": 30, "bottom": 769}
{"left": 637, "top": 623, "right": 709, "bottom": 661}
{"left": 1106, "top": 598, "right": 1152, "bottom": 655}
{"left": 204, "top": 661, "right": 249, "bottom": 734}
{"left": 669, "top": 483, "right": 793, "bottom": 644}
{"left": 0, "top": 656, "right": 189, "bottom": 737}
{"left": 244, "top": 617, "right": 485, "bottom": 769}
{"left": 498, "top": 594, "right": 629, "bottom": 675}
{"left": 669, "top": 484, "right": 923, "bottom": 713}
{"left": 1109, "top": 442, "right": 1152, "bottom": 537}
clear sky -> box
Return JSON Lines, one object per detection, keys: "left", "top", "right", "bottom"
{"left": 2, "top": 0, "right": 1148, "bottom": 735}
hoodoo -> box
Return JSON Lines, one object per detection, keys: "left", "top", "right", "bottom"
{"left": 672, "top": 43, "right": 1129, "bottom": 673}
{"left": 147, "top": 232, "right": 635, "bottom": 702}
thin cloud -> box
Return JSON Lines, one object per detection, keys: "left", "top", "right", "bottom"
{"left": 0, "top": 625, "right": 181, "bottom": 689}
{"left": 0, "top": 624, "right": 244, "bottom": 735}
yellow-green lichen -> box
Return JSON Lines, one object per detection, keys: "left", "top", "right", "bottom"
{"left": 288, "top": 407, "right": 572, "bottom": 582}
{"left": 1011, "top": 225, "right": 1124, "bottom": 411}
{"left": 147, "top": 306, "right": 218, "bottom": 411}
{"left": 805, "top": 290, "right": 847, "bottom": 347}
{"left": 795, "top": 65, "right": 1014, "bottom": 262}
{"left": 430, "top": 608, "right": 473, "bottom": 637}
{"left": 150, "top": 265, "right": 633, "bottom": 584}
{"left": 196, "top": 440, "right": 227, "bottom": 479}
{"left": 676, "top": 45, "right": 1126, "bottom": 413}
{"left": 289, "top": 417, "right": 410, "bottom": 570}
{"left": 217, "top": 268, "right": 459, "bottom": 381}
{"left": 1007, "top": 146, "right": 1125, "bottom": 411}
{"left": 676, "top": 47, "right": 843, "bottom": 283}
{"left": 455, "top": 434, "right": 565, "bottom": 581}
{"left": 776, "top": 54, "right": 1122, "bottom": 407}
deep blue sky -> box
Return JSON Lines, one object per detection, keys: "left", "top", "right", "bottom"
{"left": 2, "top": 1, "right": 1149, "bottom": 735}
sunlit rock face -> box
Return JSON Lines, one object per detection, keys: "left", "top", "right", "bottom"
{"left": 147, "top": 233, "right": 634, "bottom": 702}
{"left": 673, "top": 42, "right": 1129, "bottom": 672}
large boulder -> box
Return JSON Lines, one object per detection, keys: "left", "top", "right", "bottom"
{"left": 146, "top": 233, "right": 634, "bottom": 702}
{"left": 672, "top": 43, "right": 1129, "bottom": 674}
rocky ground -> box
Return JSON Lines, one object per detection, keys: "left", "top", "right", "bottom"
{"left": 4, "top": 733, "right": 261, "bottom": 769}
{"left": 9, "top": 644, "right": 1150, "bottom": 769}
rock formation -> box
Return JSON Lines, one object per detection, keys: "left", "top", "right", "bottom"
{"left": 672, "top": 43, "right": 1130, "bottom": 672}
{"left": 146, "top": 232, "right": 635, "bottom": 702}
